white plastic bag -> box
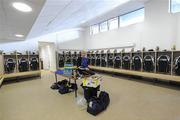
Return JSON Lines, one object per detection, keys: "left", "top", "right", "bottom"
{"left": 75, "top": 95, "right": 87, "bottom": 111}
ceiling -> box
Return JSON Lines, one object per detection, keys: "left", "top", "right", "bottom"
{"left": 0, "top": 0, "right": 149, "bottom": 42}
{"left": 28, "top": 0, "right": 149, "bottom": 39}
{"left": 0, "top": 0, "right": 46, "bottom": 41}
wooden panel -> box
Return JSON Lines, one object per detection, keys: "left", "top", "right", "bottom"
{"left": 89, "top": 66, "right": 180, "bottom": 82}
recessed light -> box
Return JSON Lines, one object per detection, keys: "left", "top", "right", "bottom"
{"left": 15, "top": 34, "right": 24, "bottom": 38}
{"left": 81, "top": 20, "right": 86, "bottom": 24}
{"left": 12, "top": 2, "right": 32, "bottom": 12}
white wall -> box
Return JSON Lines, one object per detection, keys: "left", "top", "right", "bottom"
{"left": 56, "top": 29, "right": 85, "bottom": 50}
{"left": 0, "top": 40, "right": 38, "bottom": 53}
{"left": 176, "top": 13, "right": 180, "bottom": 49}
{"left": 0, "top": 33, "right": 55, "bottom": 53}
{"left": 0, "top": 28, "right": 85, "bottom": 53}
{"left": 84, "top": 0, "right": 180, "bottom": 51}
{"left": 39, "top": 42, "right": 56, "bottom": 71}
{"left": 141, "top": 0, "right": 177, "bottom": 50}
{"left": 84, "top": 22, "right": 142, "bottom": 51}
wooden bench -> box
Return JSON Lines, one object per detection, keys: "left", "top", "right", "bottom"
{"left": 0, "top": 71, "right": 41, "bottom": 87}
{"left": 89, "top": 66, "right": 180, "bottom": 82}
{"left": 0, "top": 74, "right": 4, "bottom": 87}
{"left": 4, "top": 70, "right": 41, "bottom": 79}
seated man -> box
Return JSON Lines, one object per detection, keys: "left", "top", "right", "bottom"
{"left": 76, "top": 51, "right": 98, "bottom": 102}
{"left": 77, "top": 51, "right": 95, "bottom": 76}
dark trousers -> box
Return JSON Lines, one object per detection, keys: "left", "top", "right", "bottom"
{"left": 78, "top": 69, "right": 95, "bottom": 76}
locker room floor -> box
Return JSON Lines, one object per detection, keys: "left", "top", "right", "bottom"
{"left": 0, "top": 71, "right": 180, "bottom": 120}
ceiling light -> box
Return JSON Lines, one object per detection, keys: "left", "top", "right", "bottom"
{"left": 81, "top": 20, "right": 86, "bottom": 24}
{"left": 15, "top": 34, "right": 24, "bottom": 38}
{"left": 12, "top": 2, "right": 32, "bottom": 12}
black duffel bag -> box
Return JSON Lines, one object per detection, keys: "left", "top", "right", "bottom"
{"left": 82, "top": 86, "right": 99, "bottom": 102}
{"left": 87, "top": 98, "right": 103, "bottom": 116}
{"left": 58, "top": 79, "right": 70, "bottom": 94}
{"left": 99, "top": 91, "right": 110, "bottom": 110}
{"left": 87, "top": 91, "right": 110, "bottom": 116}
{"left": 51, "top": 79, "right": 68, "bottom": 90}
{"left": 58, "top": 84, "right": 69, "bottom": 94}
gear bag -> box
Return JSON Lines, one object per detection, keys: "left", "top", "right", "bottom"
{"left": 96, "top": 55, "right": 101, "bottom": 66}
{"left": 58, "top": 80, "right": 70, "bottom": 94}
{"left": 59, "top": 56, "right": 64, "bottom": 67}
{"left": 101, "top": 55, "right": 106, "bottom": 67}
{"left": 91, "top": 56, "right": 96, "bottom": 66}
{"left": 19, "top": 58, "right": 29, "bottom": 72}
{"left": 157, "top": 55, "right": 170, "bottom": 73}
{"left": 30, "top": 57, "right": 39, "bottom": 70}
{"left": 114, "top": 56, "right": 121, "bottom": 68}
{"left": 5, "top": 58, "right": 16, "bottom": 73}
{"left": 132, "top": 55, "right": 142, "bottom": 70}
{"left": 143, "top": 55, "right": 154, "bottom": 72}
{"left": 122, "top": 55, "right": 130, "bottom": 69}
{"left": 175, "top": 56, "right": 180, "bottom": 75}
{"left": 108, "top": 54, "right": 114, "bottom": 67}
{"left": 87, "top": 91, "right": 110, "bottom": 116}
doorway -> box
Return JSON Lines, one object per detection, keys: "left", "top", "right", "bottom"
{"left": 39, "top": 42, "right": 56, "bottom": 71}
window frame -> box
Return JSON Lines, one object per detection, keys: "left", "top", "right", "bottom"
{"left": 99, "top": 21, "right": 108, "bottom": 32}
{"left": 90, "top": 24, "right": 100, "bottom": 35}
{"left": 119, "top": 8, "right": 145, "bottom": 28}
{"left": 169, "top": 0, "right": 180, "bottom": 13}
{"left": 89, "top": 7, "right": 145, "bottom": 35}
{"left": 108, "top": 17, "right": 119, "bottom": 30}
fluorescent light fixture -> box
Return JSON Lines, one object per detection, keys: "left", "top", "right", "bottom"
{"left": 12, "top": 2, "right": 32, "bottom": 12}
{"left": 15, "top": 34, "right": 24, "bottom": 37}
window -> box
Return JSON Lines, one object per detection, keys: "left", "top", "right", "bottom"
{"left": 170, "top": 0, "right": 180, "bottom": 13}
{"left": 108, "top": 17, "right": 118, "bottom": 30}
{"left": 90, "top": 25, "right": 99, "bottom": 35}
{"left": 120, "top": 8, "right": 144, "bottom": 27}
{"left": 89, "top": 8, "right": 146, "bottom": 35}
{"left": 100, "top": 21, "right": 108, "bottom": 32}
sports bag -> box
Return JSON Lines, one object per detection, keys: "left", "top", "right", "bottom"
{"left": 58, "top": 84, "right": 69, "bottom": 94}
{"left": 87, "top": 91, "right": 110, "bottom": 116}
{"left": 57, "top": 79, "right": 70, "bottom": 94}
{"left": 132, "top": 55, "right": 142, "bottom": 71}
{"left": 99, "top": 91, "right": 110, "bottom": 110}
{"left": 175, "top": 56, "right": 180, "bottom": 75}
{"left": 87, "top": 98, "right": 103, "bottom": 116}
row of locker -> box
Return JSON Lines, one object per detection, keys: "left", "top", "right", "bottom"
{"left": 3, "top": 54, "right": 40, "bottom": 74}
{"left": 57, "top": 50, "right": 180, "bottom": 76}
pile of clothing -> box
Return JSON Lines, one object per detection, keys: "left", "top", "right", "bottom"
{"left": 51, "top": 79, "right": 77, "bottom": 94}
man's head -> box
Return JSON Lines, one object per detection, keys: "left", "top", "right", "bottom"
{"left": 81, "top": 51, "right": 87, "bottom": 57}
